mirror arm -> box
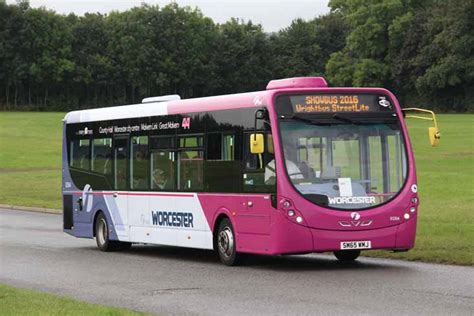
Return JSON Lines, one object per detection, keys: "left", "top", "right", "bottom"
{"left": 402, "top": 107, "right": 441, "bottom": 147}
{"left": 402, "top": 107, "right": 439, "bottom": 131}
{"left": 253, "top": 110, "right": 259, "bottom": 140}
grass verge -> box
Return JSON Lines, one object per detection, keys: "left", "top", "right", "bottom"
{"left": 364, "top": 114, "right": 474, "bottom": 265}
{"left": 0, "top": 284, "right": 144, "bottom": 315}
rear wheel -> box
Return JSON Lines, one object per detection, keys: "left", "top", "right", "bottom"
{"left": 217, "top": 218, "right": 242, "bottom": 266}
{"left": 95, "top": 212, "right": 131, "bottom": 251}
{"left": 333, "top": 250, "right": 361, "bottom": 262}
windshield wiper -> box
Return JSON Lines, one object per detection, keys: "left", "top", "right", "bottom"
{"left": 284, "top": 115, "right": 326, "bottom": 125}
{"left": 332, "top": 113, "right": 360, "bottom": 124}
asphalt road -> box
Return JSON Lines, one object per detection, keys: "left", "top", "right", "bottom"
{"left": 0, "top": 208, "right": 473, "bottom": 315}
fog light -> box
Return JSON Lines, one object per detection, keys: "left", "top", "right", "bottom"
{"left": 410, "top": 207, "right": 416, "bottom": 213}
{"left": 404, "top": 213, "right": 410, "bottom": 220}
{"left": 296, "top": 216, "right": 303, "bottom": 223}
{"left": 287, "top": 210, "right": 295, "bottom": 217}
{"left": 411, "top": 197, "right": 418, "bottom": 204}
{"left": 283, "top": 200, "right": 291, "bottom": 208}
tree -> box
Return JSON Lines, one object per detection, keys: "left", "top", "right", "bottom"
{"left": 326, "top": 0, "right": 414, "bottom": 87}
{"left": 413, "top": 0, "right": 474, "bottom": 111}
{"left": 211, "top": 19, "right": 272, "bottom": 94}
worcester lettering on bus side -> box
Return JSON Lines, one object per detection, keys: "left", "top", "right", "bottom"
{"left": 151, "top": 211, "right": 194, "bottom": 228}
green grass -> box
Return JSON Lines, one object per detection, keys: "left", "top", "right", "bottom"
{"left": 0, "top": 284, "right": 144, "bottom": 315}
{"left": 365, "top": 114, "right": 474, "bottom": 265}
{"left": 0, "top": 112, "right": 472, "bottom": 265}
{"left": 0, "top": 112, "right": 63, "bottom": 209}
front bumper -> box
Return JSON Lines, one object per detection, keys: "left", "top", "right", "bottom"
{"left": 268, "top": 213, "right": 417, "bottom": 255}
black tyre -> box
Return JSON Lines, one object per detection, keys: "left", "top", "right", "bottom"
{"left": 217, "top": 218, "right": 242, "bottom": 266}
{"left": 95, "top": 212, "right": 131, "bottom": 251}
{"left": 333, "top": 250, "right": 361, "bottom": 262}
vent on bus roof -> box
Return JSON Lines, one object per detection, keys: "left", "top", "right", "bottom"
{"left": 266, "top": 77, "right": 328, "bottom": 90}
{"left": 142, "top": 94, "right": 181, "bottom": 103}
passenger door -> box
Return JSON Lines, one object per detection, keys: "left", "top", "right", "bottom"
{"left": 238, "top": 133, "right": 274, "bottom": 235}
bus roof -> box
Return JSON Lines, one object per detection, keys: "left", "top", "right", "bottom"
{"left": 63, "top": 90, "right": 271, "bottom": 124}
{"left": 63, "top": 77, "right": 334, "bottom": 124}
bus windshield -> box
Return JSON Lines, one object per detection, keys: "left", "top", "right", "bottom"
{"left": 279, "top": 120, "right": 407, "bottom": 210}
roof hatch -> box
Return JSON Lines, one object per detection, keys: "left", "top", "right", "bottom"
{"left": 266, "top": 77, "right": 328, "bottom": 90}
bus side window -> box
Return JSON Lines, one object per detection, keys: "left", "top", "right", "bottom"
{"left": 150, "top": 136, "right": 176, "bottom": 191}
{"left": 70, "top": 139, "right": 90, "bottom": 170}
{"left": 131, "top": 136, "right": 149, "bottom": 190}
{"left": 205, "top": 133, "right": 238, "bottom": 192}
{"left": 178, "top": 136, "right": 203, "bottom": 191}
{"left": 151, "top": 151, "right": 176, "bottom": 191}
{"left": 92, "top": 138, "right": 112, "bottom": 175}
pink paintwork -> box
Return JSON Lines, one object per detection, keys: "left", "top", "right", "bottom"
{"left": 67, "top": 77, "right": 418, "bottom": 255}
{"left": 187, "top": 77, "right": 418, "bottom": 255}
{"left": 266, "top": 76, "right": 328, "bottom": 90}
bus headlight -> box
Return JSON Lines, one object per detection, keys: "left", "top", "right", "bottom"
{"left": 287, "top": 210, "right": 295, "bottom": 217}
{"left": 296, "top": 216, "right": 303, "bottom": 223}
{"left": 411, "top": 197, "right": 418, "bottom": 204}
{"left": 404, "top": 213, "right": 410, "bottom": 220}
{"left": 410, "top": 207, "right": 416, "bottom": 213}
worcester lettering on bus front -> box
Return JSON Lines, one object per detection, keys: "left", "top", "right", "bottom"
{"left": 151, "top": 211, "right": 194, "bottom": 228}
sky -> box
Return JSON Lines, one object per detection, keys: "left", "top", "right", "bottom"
{"left": 10, "top": 0, "right": 331, "bottom": 32}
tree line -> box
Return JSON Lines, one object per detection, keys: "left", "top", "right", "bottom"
{"left": 0, "top": 0, "right": 472, "bottom": 111}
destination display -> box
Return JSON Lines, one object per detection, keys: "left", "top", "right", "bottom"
{"left": 289, "top": 94, "right": 393, "bottom": 114}
{"left": 72, "top": 117, "right": 192, "bottom": 136}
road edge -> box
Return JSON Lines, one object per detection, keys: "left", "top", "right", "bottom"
{"left": 0, "top": 204, "right": 61, "bottom": 215}
{"left": 0, "top": 204, "right": 471, "bottom": 266}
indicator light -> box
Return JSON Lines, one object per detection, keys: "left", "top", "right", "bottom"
{"left": 411, "top": 197, "right": 418, "bottom": 204}
{"left": 410, "top": 207, "right": 416, "bottom": 213}
{"left": 287, "top": 210, "right": 295, "bottom": 217}
{"left": 283, "top": 200, "right": 291, "bottom": 208}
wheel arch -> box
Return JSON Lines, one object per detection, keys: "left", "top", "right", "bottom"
{"left": 92, "top": 209, "right": 104, "bottom": 237}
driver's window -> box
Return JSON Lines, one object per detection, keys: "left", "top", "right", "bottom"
{"left": 243, "top": 133, "right": 275, "bottom": 192}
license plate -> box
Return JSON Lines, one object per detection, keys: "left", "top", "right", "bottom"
{"left": 340, "top": 241, "right": 371, "bottom": 250}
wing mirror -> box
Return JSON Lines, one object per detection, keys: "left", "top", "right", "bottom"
{"left": 428, "top": 127, "right": 440, "bottom": 147}
{"left": 250, "top": 133, "right": 264, "bottom": 154}
{"left": 402, "top": 108, "right": 440, "bottom": 147}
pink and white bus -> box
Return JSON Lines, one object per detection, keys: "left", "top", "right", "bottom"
{"left": 62, "top": 77, "right": 439, "bottom": 265}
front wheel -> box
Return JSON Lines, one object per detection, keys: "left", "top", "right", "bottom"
{"left": 333, "top": 250, "right": 361, "bottom": 262}
{"left": 217, "top": 218, "right": 242, "bottom": 266}
{"left": 95, "top": 212, "right": 131, "bottom": 251}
